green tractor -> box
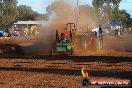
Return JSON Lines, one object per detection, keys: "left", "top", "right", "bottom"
{"left": 51, "top": 23, "right": 76, "bottom": 55}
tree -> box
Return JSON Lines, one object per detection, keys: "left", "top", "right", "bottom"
{"left": 114, "top": 10, "right": 131, "bottom": 26}
{"left": 37, "top": 14, "right": 49, "bottom": 21}
{"left": 92, "top": 0, "right": 122, "bottom": 24}
{"left": 17, "top": 5, "right": 38, "bottom": 21}
{"left": 128, "top": 18, "right": 132, "bottom": 27}
{"left": 0, "top": 0, "right": 19, "bottom": 27}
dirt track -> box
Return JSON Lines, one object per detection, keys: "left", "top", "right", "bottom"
{"left": 0, "top": 56, "right": 131, "bottom": 88}
{"left": 0, "top": 35, "right": 132, "bottom": 88}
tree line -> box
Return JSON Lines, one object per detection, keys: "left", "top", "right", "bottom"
{"left": 0, "top": 0, "right": 131, "bottom": 28}
{"left": 92, "top": 0, "right": 131, "bottom": 27}
{"left": 0, "top": 0, "right": 40, "bottom": 27}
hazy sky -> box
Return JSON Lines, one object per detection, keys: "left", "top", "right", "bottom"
{"left": 17, "top": 0, "right": 132, "bottom": 17}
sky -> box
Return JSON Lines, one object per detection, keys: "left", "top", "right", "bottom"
{"left": 17, "top": 0, "right": 132, "bottom": 17}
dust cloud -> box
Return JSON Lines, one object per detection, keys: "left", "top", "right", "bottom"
{"left": 33, "top": 0, "right": 77, "bottom": 54}
{"left": 24, "top": 0, "right": 97, "bottom": 54}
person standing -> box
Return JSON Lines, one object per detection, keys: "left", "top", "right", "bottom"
{"left": 98, "top": 24, "right": 103, "bottom": 50}
{"left": 98, "top": 24, "right": 103, "bottom": 37}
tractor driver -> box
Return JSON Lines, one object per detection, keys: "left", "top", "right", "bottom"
{"left": 63, "top": 29, "right": 68, "bottom": 38}
{"left": 61, "top": 29, "right": 68, "bottom": 38}
{"left": 60, "top": 30, "right": 68, "bottom": 42}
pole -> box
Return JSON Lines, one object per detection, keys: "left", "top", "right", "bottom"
{"left": 76, "top": 0, "right": 79, "bottom": 32}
